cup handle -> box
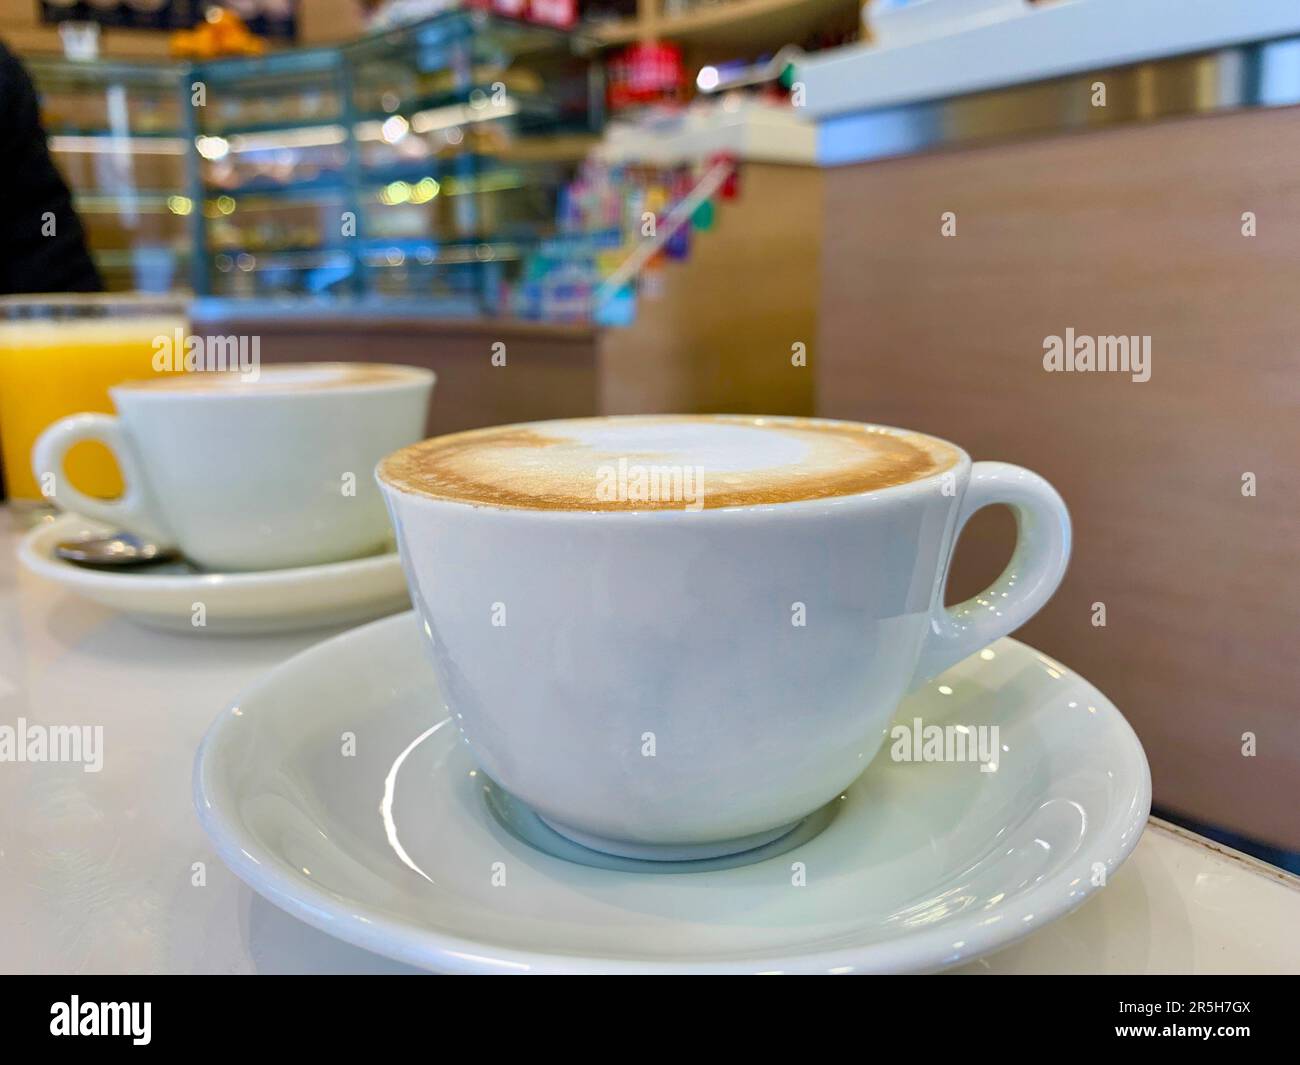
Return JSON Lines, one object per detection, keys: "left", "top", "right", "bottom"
{"left": 32, "top": 413, "right": 175, "bottom": 546}
{"left": 912, "top": 462, "right": 1071, "bottom": 686}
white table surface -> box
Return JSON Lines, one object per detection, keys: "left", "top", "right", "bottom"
{"left": 2, "top": 512, "right": 1297, "bottom": 975}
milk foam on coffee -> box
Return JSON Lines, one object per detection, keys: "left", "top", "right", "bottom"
{"left": 379, "top": 415, "right": 960, "bottom": 511}
{"left": 119, "top": 362, "right": 419, "bottom": 393}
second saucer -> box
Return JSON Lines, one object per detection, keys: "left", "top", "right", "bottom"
{"left": 19, "top": 515, "right": 409, "bottom": 635}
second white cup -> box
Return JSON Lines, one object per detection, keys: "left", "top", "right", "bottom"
{"left": 33, "top": 362, "right": 434, "bottom": 571}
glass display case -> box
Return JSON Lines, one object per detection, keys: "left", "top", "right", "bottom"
{"left": 186, "top": 10, "right": 603, "bottom": 315}
{"left": 28, "top": 57, "right": 190, "bottom": 294}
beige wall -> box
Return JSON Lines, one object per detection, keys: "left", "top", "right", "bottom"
{"left": 299, "top": 0, "right": 365, "bottom": 43}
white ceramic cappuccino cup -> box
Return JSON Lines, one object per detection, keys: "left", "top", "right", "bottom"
{"left": 34, "top": 362, "right": 434, "bottom": 572}
{"left": 377, "top": 415, "right": 1070, "bottom": 860}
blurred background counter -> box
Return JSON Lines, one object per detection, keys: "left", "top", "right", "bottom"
{"left": 13, "top": 2, "right": 827, "bottom": 420}
{"left": 24, "top": 12, "right": 603, "bottom": 309}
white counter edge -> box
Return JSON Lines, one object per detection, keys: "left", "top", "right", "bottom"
{"left": 797, "top": 0, "right": 1300, "bottom": 119}
{"left": 595, "top": 108, "right": 817, "bottom": 166}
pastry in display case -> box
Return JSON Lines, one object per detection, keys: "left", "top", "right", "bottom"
{"left": 186, "top": 46, "right": 353, "bottom": 300}
{"left": 28, "top": 57, "right": 190, "bottom": 294}
{"left": 187, "top": 9, "right": 602, "bottom": 314}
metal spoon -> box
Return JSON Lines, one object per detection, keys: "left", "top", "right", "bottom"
{"left": 55, "top": 533, "right": 184, "bottom": 569}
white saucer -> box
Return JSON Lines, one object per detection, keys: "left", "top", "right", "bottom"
{"left": 194, "top": 612, "right": 1150, "bottom": 973}
{"left": 18, "top": 515, "right": 409, "bottom": 635}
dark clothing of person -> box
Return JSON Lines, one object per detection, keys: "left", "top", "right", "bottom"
{"left": 0, "top": 41, "right": 103, "bottom": 295}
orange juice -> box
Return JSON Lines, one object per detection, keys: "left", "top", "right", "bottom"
{"left": 0, "top": 299, "right": 187, "bottom": 504}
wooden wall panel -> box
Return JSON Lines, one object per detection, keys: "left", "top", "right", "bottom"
{"left": 817, "top": 106, "right": 1300, "bottom": 849}
{"left": 599, "top": 162, "right": 820, "bottom": 418}
{"left": 191, "top": 316, "right": 601, "bottom": 436}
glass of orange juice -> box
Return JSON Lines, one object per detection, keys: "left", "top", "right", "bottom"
{"left": 0, "top": 293, "right": 189, "bottom": 527}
